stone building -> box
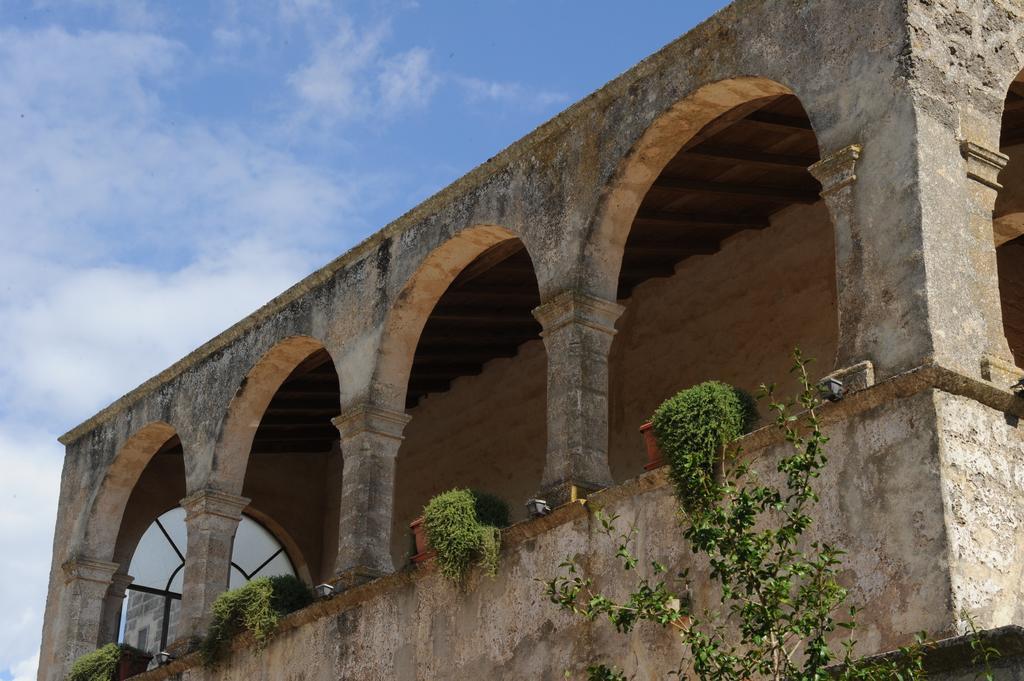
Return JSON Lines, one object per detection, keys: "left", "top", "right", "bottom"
{"left": 36, "top": 0, "right": 1024, "bottom": 678}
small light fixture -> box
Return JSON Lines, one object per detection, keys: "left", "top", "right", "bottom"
{"left": 818, "top": 376, "right": 845, "bottom": 402}
{"left": 526, "top": 498, "right": 551, "bottom": 518}
{"left": 1012, "top": 377, "right": 1024, "bottom": 398}
{"left": 154, "top": 651, "right": 175, "bottom": 666}
{"left": 314, "top": 583, "right": 336, "bottom": 599}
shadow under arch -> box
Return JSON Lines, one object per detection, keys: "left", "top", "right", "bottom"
{"left": 79, "top": 420, "right": 179, "bottom": 561}
{"left": 995, "top": 71, "right": 1024, "bottom": 369}
{"left": 210, "top": 335, "right": 338, "bottom": 494}
{"left": 369, "top": 223, "right": 538, "bottom": 411}
{"left": 585, "top": 76, "right": 820, "bottom": 300}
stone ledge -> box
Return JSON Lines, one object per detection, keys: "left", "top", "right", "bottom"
{"left": 128, "top": 362, "right": 1023, "bottom": 680}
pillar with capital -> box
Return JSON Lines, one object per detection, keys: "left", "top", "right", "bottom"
{"left": 176, "top": 489, "right": 249, "bottom": 643}
{"left": 59, "top": 557, "right": 120, "bottom": 672}
{"left": 532, "top": 291, "right": 625, "bottom": 506}
{"left": 331, "top": 404, "right": 411, "bottom": 589}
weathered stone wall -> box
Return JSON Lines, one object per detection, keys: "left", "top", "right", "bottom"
{"left": 134, "top": 385, "right": 1023, "bottom": 681}
{"left": 37, "top": 0, "right": 1024, "bottom": 676}
{"left": 391, "top": 198, "right": 837, "bottom": 565}
{"left": 935, "top": 392, "right": 1024, "bottom": 629}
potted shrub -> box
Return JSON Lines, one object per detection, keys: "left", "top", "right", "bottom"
{"left": 67, "top": 642, "right": 152, "bottom": 681}
{"left": 639, "top": 420, "right": 664, "bottom": 470}
{"left": 199, "top": 574, "right": 313, "bottom": 668}
{"left": 651, "top": 380, "right": 757, "bottom": 514}
{"left": 410, "top": 515, "right": 434, "bottom": 563}
{"left": 117, "top": 648, "right": 152, "bottom": 679}
{"left": 412, "top": 489, "right": 510, "bottom": 583}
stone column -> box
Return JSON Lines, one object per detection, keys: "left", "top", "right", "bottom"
{"left": 532, "top": 291, "right": 624, "bottom": 505}
{"left": 809, "top": 144, "right": 877, "bottom": 390}
{"left": 60, "top": 557, "right": 119, "bottom": 672}
{"left": 99, "top": 571, "right": 133, "bottom": 646}
{"left": 960, "top": 141, "right": 1022, "bottom": 387}
{"left": 331, "top": 404, "right": 411, "bottom": 589}
{"left": 177, "top": 489, "right": 249, "bottom": 643}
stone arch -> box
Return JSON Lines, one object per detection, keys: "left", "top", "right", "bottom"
{"left": 80, "top": 421, "right": 179, "bottom": 561}
{"left": 369, "top": 223, "right": 537, "bottom": 411}
{"left": 994, "top": 70, "right": 1024, "bottom": 369}
{"left": 584, "top": 76, "right": 818, "bottom": 300}
{"left": 209, "top": 335, "right": 337, "bottom": 494}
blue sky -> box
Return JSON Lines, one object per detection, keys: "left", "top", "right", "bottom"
{"left": 0, "top": 1, "right": 728, "bottom": 678}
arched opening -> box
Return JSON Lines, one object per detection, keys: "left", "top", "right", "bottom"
{"left": 238, "top": 344, "right": 342, "bottom": 585}
{"left": 384, "top": 228, "right": 545, "bottom": 566}
{"left": 603, "top": 86, "right": 837, "bottom": 481}
{"left": 117, "top": 507, "right": 297, "bottom": 654}
{"left": 996, "top": 75, "right": 1024, "bottom": 369}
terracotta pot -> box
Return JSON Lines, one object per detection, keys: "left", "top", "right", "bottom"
{"left": 409, "top": 516, "right": 435, "bottom": 564}
{"left": 117, "top": 649, "right": 152, "bottom": 680}
{"left": 639, "top": 421, "right": 665, "bottom": 471}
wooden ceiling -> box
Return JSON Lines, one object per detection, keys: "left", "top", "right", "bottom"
{"left": 1002, "top": 80, "right": 1024, "bottom": 148}
{"left": 619, "top": 94, "right": 821, "bottom": 298}
{"left": 407, "top": 240, "right": 542, "bottom": 408}
{"left": 246, "top": 94, "right": 823, "bottom": 449}
{"left": 252, "top": 349, "right": 340, "bottom": 455}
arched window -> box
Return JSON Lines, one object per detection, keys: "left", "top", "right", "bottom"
{"left": 120, "top": 508, "right": 296, "bottom": 653}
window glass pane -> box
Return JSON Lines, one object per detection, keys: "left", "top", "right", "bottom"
{"left": 168, "top": 566, "right": 184, "bottom": 593}
{"left": 128, "top": 520, "right": 183, "bottom": 590}
{"left": 251, "top": 551, "right": 295, "bottom": 580}
{"left": 229, "top": 564, "right": 247, "bottom": 590}
{"left": 160, "top": 506, "right": 187, "bottom": 555}
{"left": 231, "top": 516, "right": 281, "bottom": 574}
{"left": 122, "top": 590, "right": 167, "bottom": 656}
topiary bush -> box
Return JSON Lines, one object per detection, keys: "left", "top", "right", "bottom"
{"left": 651, "top": 380, "right": 757, "bottom": 514}
{"left": 423, "top": 488, "right": 508, "bottom": 585}
{"left": 200, "top": 574, "right": 312, "bottom": 668}
{"left": 67, "top": 643, "right": 122, "bottom": 681}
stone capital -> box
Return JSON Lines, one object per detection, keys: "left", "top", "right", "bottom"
{"left": 108, "top": 572, "right": 134, "bottom": 597}
{"left": 960, "top": 141, "right": 1007, "bottom": 191}
{"left": 808, "top": 144, "right": 862, "bottom": 195}
{"left": 332, "top": 404, "right": 411, "bottom": 443}
{"left": 532, "top": 291, "right": 624, "bottom": 337}
{"left": 180, "top": 489, "right": 250, "bottom": 523}
{"left": 61, "top": 557, "right": 119, "bottom": 586}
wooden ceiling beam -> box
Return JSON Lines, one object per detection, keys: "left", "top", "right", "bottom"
{"left": 414, "top": 351, "right": 518, "bottom": 364}
{"left": 652, "top": 175, "right": 820, "bottom": 203}
{"left": 634, "top": 209, "right": 770, "bottom": 229}
{"left": 448, "top": 240, "right": 526, "bottom": 288}
{"left": 625, "top": 242, "right": 720, "bottom": 257}
{"left": 685, "top": 144, "right": 818, "bottom": 169}
{"left": 251, "top": 442, "right": 334, "bottom": 454}
{"left": 426, "top": 308, "right": 541, "bottom": 324}
{"left": 743, "top": 110, "right": 815, "bottom": 131}
{"left": 416, "top": 336, "right": 529, "bottom": 349}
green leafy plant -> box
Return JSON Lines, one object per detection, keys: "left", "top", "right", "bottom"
{"left": 200, "top": 574, "right": 312, "bottom": 668}
{"left": 67, "top": 643, "right": 126, "bottom": 681}
{"left": 472, "top": 489, "right": 511, "bottom": 528}
{"left": 546, "top": 351, "right": 935, "bottom": 680}
{"left": 423, "top": 488, "right": 509, "bottom": 585}
{"left": 651, "top": 380, "right": 757, "bottom": 514}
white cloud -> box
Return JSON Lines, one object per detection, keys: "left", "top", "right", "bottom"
{"left": 379, "top": 47, "right": 438, "bottom": 115}
{"left": 0, "top": 426, "right": 60, "bottom": 681}
{"left": 0, "top": 24, "right": 385, "bottom": 678}
{"left": 286, "top": 16, "right": 438, "bottom": 123}
{"left": 288, "top": 18, "right": 386, "bottom": 120}
{"left": 456, "top": 75, "right": 569, "bottom": 112}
